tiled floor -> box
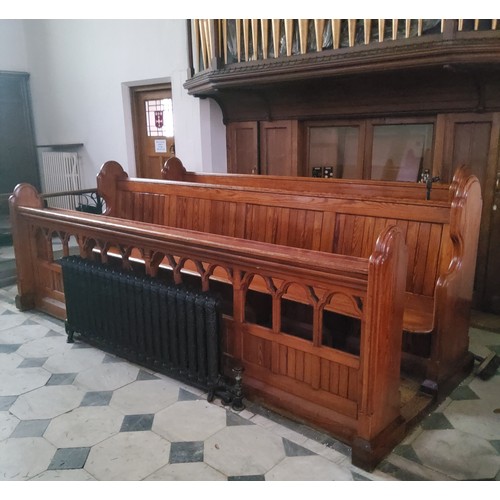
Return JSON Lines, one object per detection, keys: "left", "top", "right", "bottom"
{"left": 0, "top": 244, "right": 16, "bottom": 288}
{"left": 0, "top": 280, "right": 499, "bottom": 482}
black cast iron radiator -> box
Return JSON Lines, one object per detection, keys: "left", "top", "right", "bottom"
{"left": 60, "top": 256, "right": 243, "bottom": 408}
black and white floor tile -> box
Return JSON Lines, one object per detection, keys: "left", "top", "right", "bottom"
{"left": 0, "top": 282, "right": 499, "bottom": 482}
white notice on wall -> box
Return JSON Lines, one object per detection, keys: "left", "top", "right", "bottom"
{"left": 155, "top": 139, "right": 167, "bottom": 153}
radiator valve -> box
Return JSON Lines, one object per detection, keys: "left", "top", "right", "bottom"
{"left": 231, "top": 366, "right": 245, "bottom": 411}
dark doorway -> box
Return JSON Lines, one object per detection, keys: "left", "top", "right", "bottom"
{"left": 0, "top": 71, "right": 40, "bottom": 243}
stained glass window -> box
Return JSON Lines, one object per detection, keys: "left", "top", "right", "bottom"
{"left": 145, "top": 98, "right": 174, "bottom": 137}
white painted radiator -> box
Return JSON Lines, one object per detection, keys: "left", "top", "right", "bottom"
{"left": 40, "top": 152, "right": 82, "bottom": 209}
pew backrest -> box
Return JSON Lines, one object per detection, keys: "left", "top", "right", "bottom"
{"left": 158, "top": 159, "right": 482, "bottom": 352}
{"left": 97, "top": 161, "right": 479, "bottom": 305}
{"left": 161, "top": 156, "right": 451, "bottom": 202}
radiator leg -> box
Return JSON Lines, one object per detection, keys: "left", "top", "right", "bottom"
{"left": 65, "top": 321, "right": 75, "bottom": 343}
{"left": 206, "top": 367, "right": 245, "bottom": 411}
{"left": 207, "top": 378, "right": 231, "bottom": 405}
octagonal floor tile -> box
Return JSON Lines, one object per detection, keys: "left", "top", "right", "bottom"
{"left": 0, "top": 323, "right": 52, "bottom": 344}
{"left": 10, "top": 385, "right": 84, "bottom": 420}
{"left": 204, "top": 425, "right": 286, "bottom": 477}
{"left": 0, "top": 314, "right": 32, "bottom": 332}
{"left": 153, "top": 400, "right": 227, "bottom": 442}
{"left": 0, "top": 367, "right": 51, "bottom": 397}
{"left": 44, "top": 406, "right": 123, "bottom": 448}
{"left": 468, "top": 375, "right": 500, "bottom": 403}
{"left": 30, "top": 469, "right": 96, "bottom": 481}
{"left": 85, "top": 431, "right": 171, "bottom": 480}
{"left": 152, "top": 373, "right": 206, "bottom": 397}
{"left": 0, "top": 352, "right": 23, "bottom": 370}
{"left": 73, "top": 361, "right": 140, "bottom": 392}
{"left": 412, "top": 429, "right": 500, "bottom": 480}
{"left": 145, "top": 462, "right": 226, "bottom": 480}
{"left": 266, "top": 455, "right": 353, "bottom": 481}
{"left": 16, "top": 335, "right": 72, "bottom": 359}
{"left": 110, "top": 379, "right": 180, "bottom": 415}
{"left": 26, "top": 314, "right": 66, "bottom": 334}
{"left": 443, "top": 398, "right": 500, "bottom": 440}
{"left": 0, "top": 437, "right": 56, "bottom": 480}
{"left": 469, "top": 328, "right": 500, "bottom": 357}
{"left": 43, "top": 347, "right": 105, "bottom": 374}
{"left": 0, "top": 411, "right": 19, "bottom": 440}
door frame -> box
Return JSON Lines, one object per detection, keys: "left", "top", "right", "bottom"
{"left": 130, "top": 83, "right": 173, "bottom": 179}
{"left": 0, "top": 71, "right": 40, "bottom": 212}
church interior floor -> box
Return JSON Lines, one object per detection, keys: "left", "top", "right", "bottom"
{"left": 0, "top": 277, "right": 499, "bottom": 483}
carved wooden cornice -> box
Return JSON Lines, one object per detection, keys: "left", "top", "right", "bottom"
{"left": 185, "top": 36, "right": 500, "bottom": 98}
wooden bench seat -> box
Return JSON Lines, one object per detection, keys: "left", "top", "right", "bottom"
{"left": 8, "top": 158, "right": 481, "bottom": 470}
{"left": 10, "top": 181, "right": 409, "bottom": 471}
{"left": 163, "top": 158, "right": 482, "bottom": 373}
{"left": 403, "top": 293, "right": 435, "bottom": 334}
{"left": 100, "top": 159, "right": 482, "bottom": 392}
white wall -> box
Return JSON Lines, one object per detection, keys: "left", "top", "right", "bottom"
{"left": 170, "top": 70, "right": 227, "bottom": 172}
{"left": 199, "top": 98, "right": 228, "bottom": 173}
{"left": 0, "top": 20, "right": 28, "bottom": 71}
{"left": 20, "top": 19, "right": 226, "bottom": 188}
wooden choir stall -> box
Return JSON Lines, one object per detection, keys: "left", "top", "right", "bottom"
{"left": 9, "top": 158, "right": 482, "bottom": 471}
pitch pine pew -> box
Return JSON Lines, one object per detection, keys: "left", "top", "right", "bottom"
{"left": 162, "top": 156, "right": 451, "bottom": 202}
{"left": 9, "top": 182, "right": 408, "bottom": 471}
{"left": 101, "top": 160, "right": 482, "bottom": 394}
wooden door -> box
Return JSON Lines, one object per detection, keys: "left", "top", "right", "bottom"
{"left": 226, "top": 121, "right": 258, "bottom": 174}
{"left": 484, "top": 167, "right": 500, "bottom": 313}
{"left": 260, "top": 120, "right": 299, "bottom": 176}
{"left": 440, "top": 113, "right": 500, "bottom": 312}
{"left": 0, "top": 72, "right": 40, "bottom": 214}
{"left": 131, "top": 85, "right": 175, "bottom": 179}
